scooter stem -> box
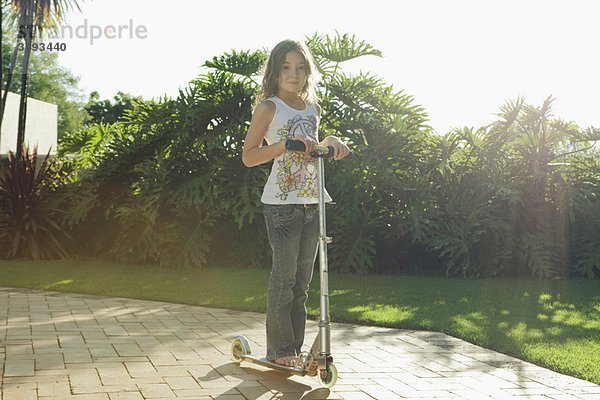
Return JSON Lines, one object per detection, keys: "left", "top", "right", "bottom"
{"left": 317, "top": 157, "right": 331, "bottom": 358}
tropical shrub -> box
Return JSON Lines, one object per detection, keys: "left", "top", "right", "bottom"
{"left": 20, "top": 32, "right": 599, "bottom": 278}
{"left": 565, "top": 134, "right": 600, "bottom": 278}
{"left": 0, "top": 145, "right": 68, "bottom": 259}
{"left": 309, "top": 34, "right": 431, "bottom": 273}
{"left": 56, "top": 50, "right": 268, "bottom": 267}
{"left": 422, "top": 98, "right": 600, "bottom": 278}
{"left": 55, "top": 34, "right": 430, "bottom": 273}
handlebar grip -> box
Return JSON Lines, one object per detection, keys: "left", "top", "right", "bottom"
{"left": 285, "top": 140, "right": 334, "bottom": 158}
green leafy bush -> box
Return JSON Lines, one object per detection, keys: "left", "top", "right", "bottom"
{"left": 37, "top": 34, "right": 600, "bottom": 278}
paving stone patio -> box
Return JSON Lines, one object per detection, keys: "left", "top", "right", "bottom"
{"left": 0, "top": 287, "right": 598, "bottom": 399}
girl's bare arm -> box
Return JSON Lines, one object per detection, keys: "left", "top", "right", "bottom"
{"left": 242, "top": 102, "right": 284, "bottom": 167}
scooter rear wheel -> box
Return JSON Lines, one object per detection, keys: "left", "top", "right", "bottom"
{"left": 317, "top": 362, "right": 338, "bottom": 388}
{"left": 230, "top": 336, "right": 251, "bottom": 363}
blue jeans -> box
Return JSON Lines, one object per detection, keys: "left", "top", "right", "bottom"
{"left": 263, "top": 203, "right": 319, "bottom": 360}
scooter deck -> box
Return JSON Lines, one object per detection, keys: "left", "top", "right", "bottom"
{"left": 241, "top": 354, "right": 311, "bottom": 376}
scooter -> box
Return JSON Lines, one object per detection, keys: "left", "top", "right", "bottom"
{"left": 230, "top": 140, "right": 340, "bottom": 388}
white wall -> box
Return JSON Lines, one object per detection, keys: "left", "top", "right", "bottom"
{"left": 0, "top": 91, "right": 58, "bottom": 155}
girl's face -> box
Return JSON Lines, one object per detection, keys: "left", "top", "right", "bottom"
{"left": 277, "top": 51, "right": 308, "bottom": 97}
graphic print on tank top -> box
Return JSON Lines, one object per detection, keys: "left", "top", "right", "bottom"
{"left": 275, "top": 114, "right": 319, "bottom": 201}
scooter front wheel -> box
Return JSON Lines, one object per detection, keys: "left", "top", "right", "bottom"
{"left": 317, "top": 362, "right": 338, "bottom": 388}
{"left": 231, "top": 336, "right": 251, "bottom": 363}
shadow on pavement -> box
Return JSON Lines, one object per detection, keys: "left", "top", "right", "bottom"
{"left": 200, "top": 362, "right": 327, "bottom": 399}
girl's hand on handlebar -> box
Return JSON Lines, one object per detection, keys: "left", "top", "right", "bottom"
{"left": 323, "top": 136, "right": 351, "bottom": 161}
{"left": 296, "top": 136, "right": 318, "bottom": 157}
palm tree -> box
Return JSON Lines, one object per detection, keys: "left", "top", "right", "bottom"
{"left": 1, "top": 0, "right": 81, "bottom": 159}
{"left": 1, "top": 1, "right": 19, "bottom": 126}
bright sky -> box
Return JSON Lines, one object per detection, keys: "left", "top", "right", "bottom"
{"left": 56, "top": 0, "right": 600, "bottom": 134}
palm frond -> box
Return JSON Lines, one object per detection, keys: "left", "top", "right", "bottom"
{"left": 7, "top": 0, "right": 82, "bottom": 36}
{"left": 204, "top": 49, "right": 267, "bottom": 79}
{"left": 307, "top": 32, "right": 382, "bottom": 64}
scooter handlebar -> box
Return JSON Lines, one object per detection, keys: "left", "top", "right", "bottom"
{"left": 285, "top": 140, "right": 351, "bottom": 158}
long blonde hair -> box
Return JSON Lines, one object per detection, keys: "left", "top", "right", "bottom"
{"left": 256, "top": 39, "right": 319, "bottom": 105}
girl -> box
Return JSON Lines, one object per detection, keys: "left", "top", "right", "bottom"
{"left": 242, "top": 39, "right": 350, "bottom": 367}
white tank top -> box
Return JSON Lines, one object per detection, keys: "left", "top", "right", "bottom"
{"left": 260, "top": 96, "right": 332, "bottom": 204}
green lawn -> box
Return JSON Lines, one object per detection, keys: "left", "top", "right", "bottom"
{"left": 1, "top": 259, "right": 599, "bottom": 385}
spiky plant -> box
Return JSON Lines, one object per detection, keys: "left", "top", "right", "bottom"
{"left": 0, "top": 144, "right": 68, "bottom": 258}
